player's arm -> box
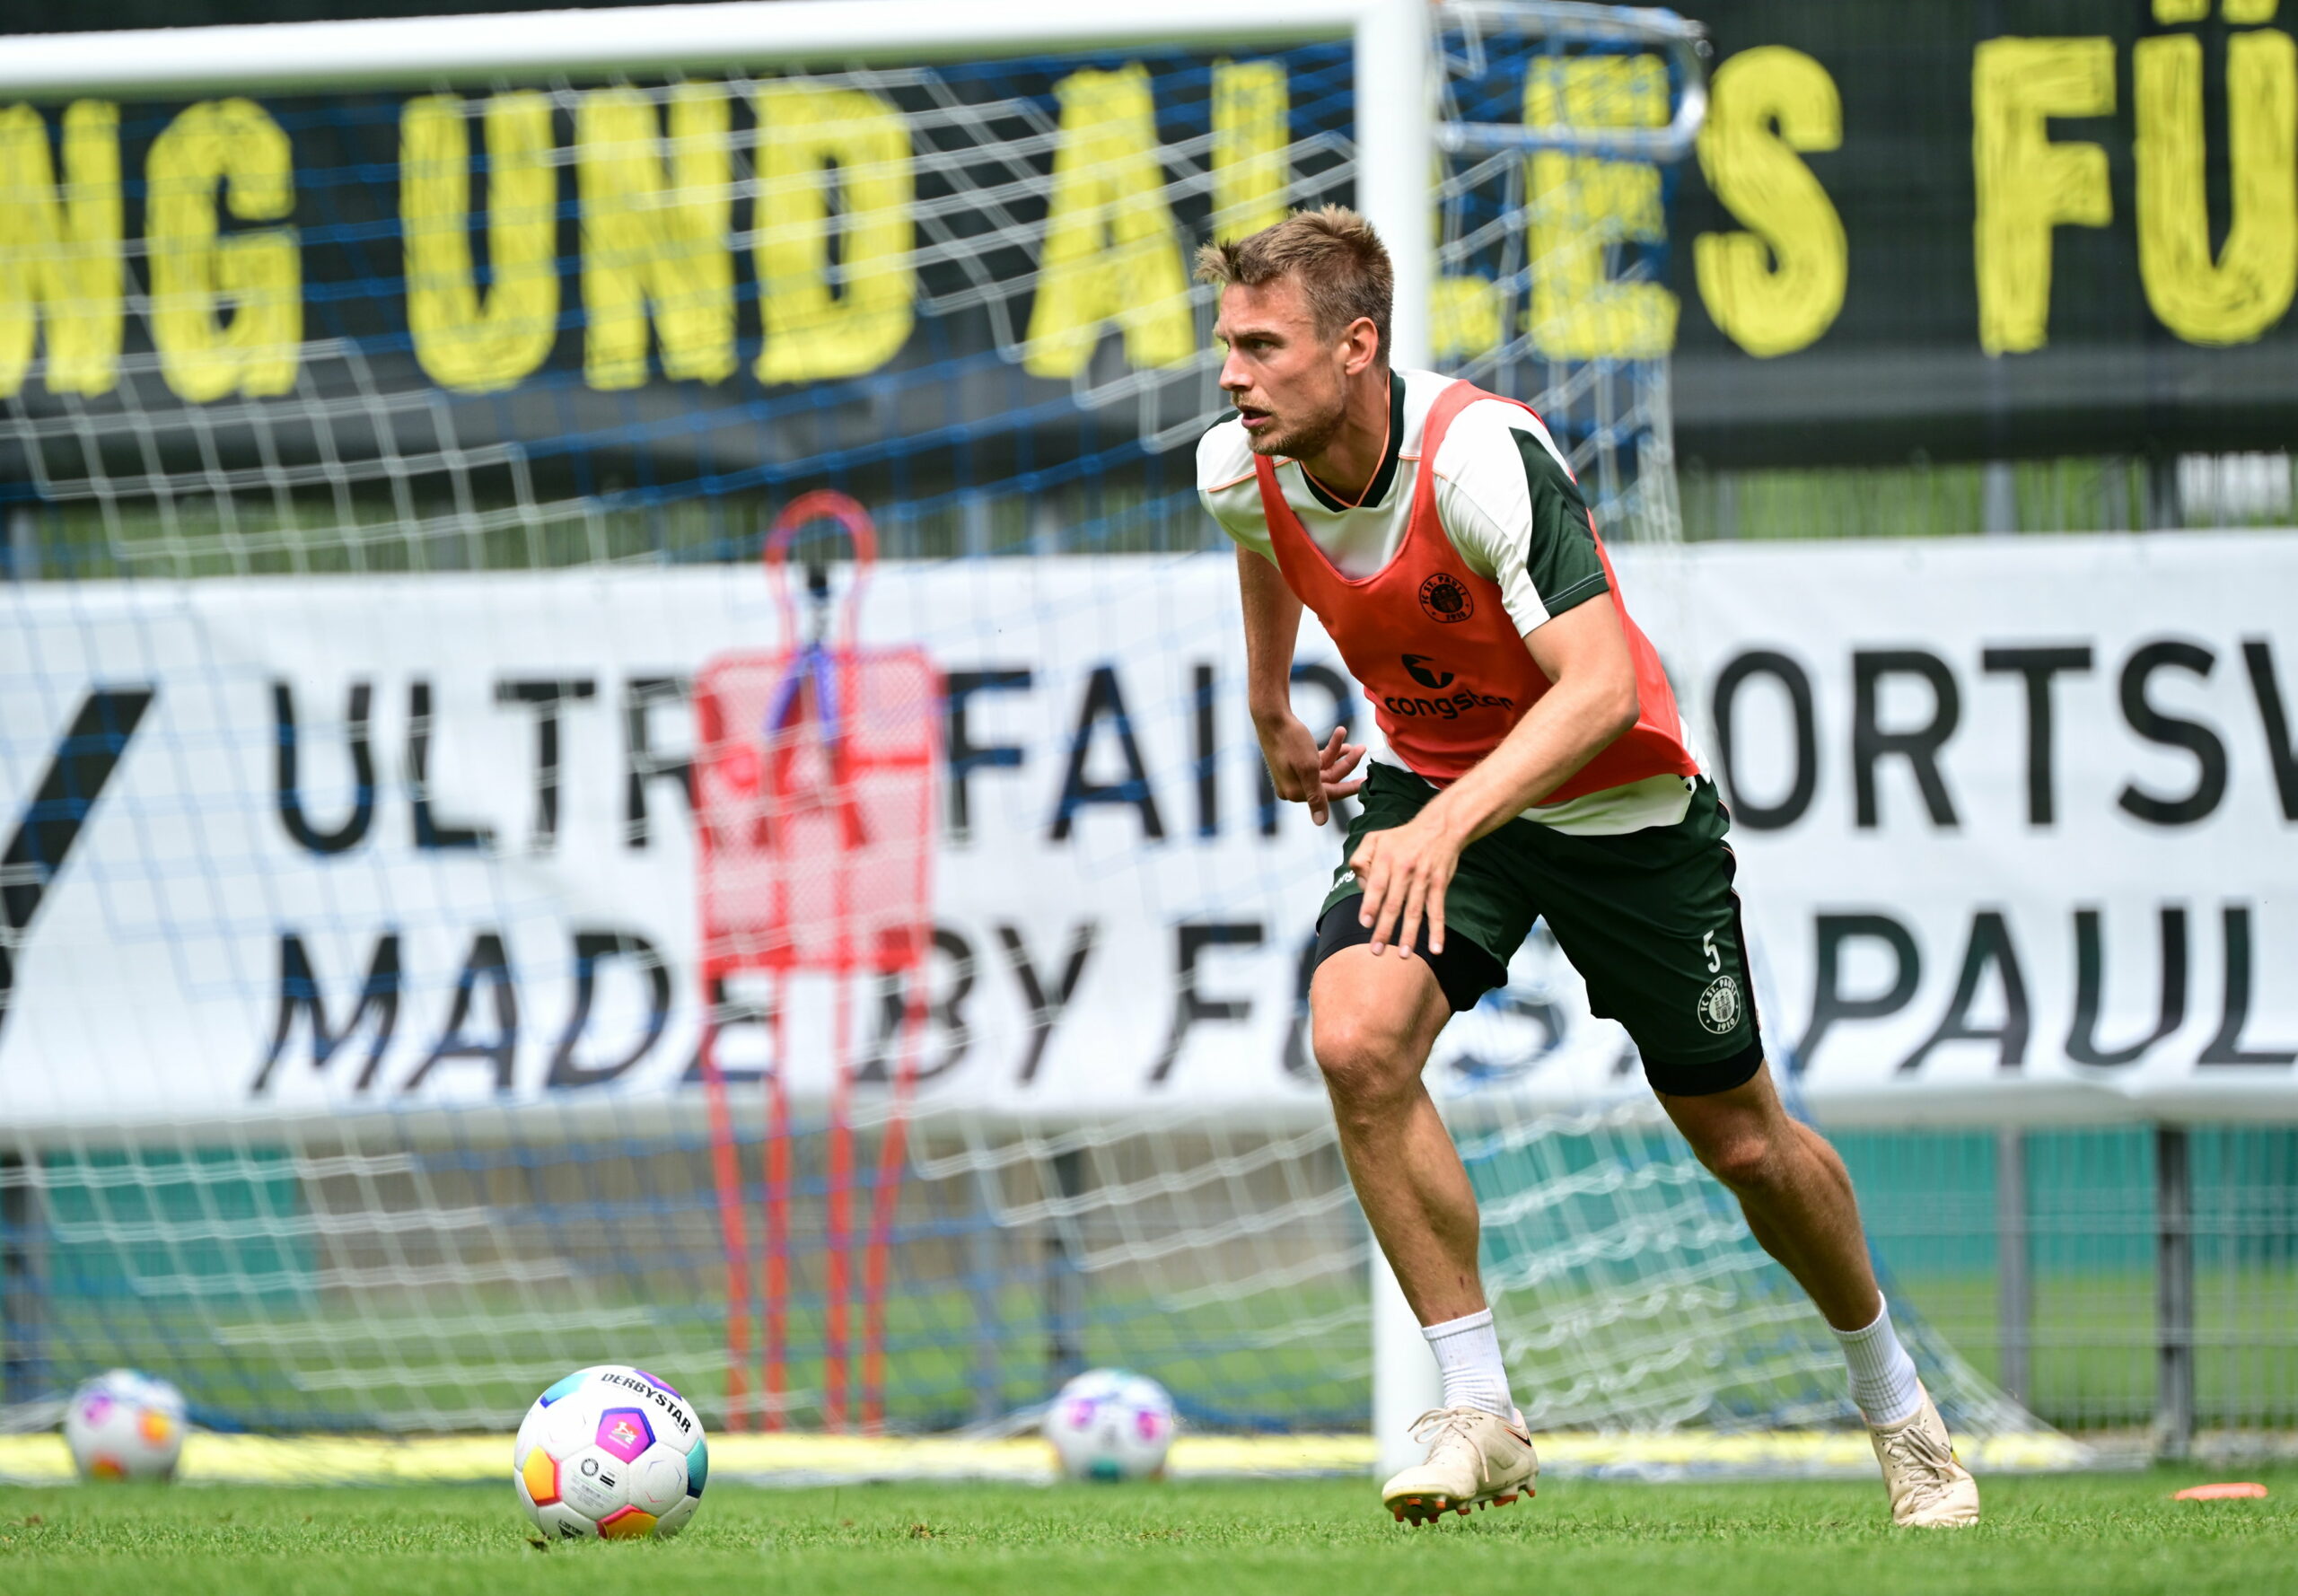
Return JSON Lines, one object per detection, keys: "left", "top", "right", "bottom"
{"left": 1239, "top": 545, "right": 1366, "bottom": 828}
{"left": 1349, "top": 596, "right": 1637, "bottom": 955}
{"left": 1429, "top": 595, "right": 1638, "bottom": 840}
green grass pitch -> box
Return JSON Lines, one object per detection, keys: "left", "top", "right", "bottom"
{"left": 4, "top": 1471, "right": 2294, "bottom": 1596}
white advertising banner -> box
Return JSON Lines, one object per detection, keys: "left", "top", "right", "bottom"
{"left": 1633, "top": 533, "right": 2298, "bottom": 1126}
{"left": 2, "top": 532, "right": 2294, "bottom": 1131}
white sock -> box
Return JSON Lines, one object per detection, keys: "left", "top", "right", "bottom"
{"left": 1833, "top": 1297, "right": 1924, "bottom": 1426}
{"left": 1423, "top": 1308, "right": 1514, "bottom": 1419}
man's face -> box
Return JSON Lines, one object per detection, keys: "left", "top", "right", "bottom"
{"left": 1214, "top": 276, "right": 1353, "bottom": 460}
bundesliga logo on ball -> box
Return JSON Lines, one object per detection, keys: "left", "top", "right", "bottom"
{"left": 513, "top": 1365, "right": 708, "bottom": 1540}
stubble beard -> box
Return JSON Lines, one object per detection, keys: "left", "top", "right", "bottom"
{"left": 1243, "top": 395, "right": 1346, "bottom": 463}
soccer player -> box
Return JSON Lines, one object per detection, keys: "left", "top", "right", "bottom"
{"left": 1196, "top": 208, "right": 1978, "bottom": 1530}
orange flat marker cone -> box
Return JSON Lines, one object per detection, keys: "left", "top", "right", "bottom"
{"left": 2172, "top": 1482, "right": 2268, "bottom": 1501}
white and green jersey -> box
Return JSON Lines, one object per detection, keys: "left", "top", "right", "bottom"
{"left": 1197, "top": 367, "right": 1698, "bottom": 836}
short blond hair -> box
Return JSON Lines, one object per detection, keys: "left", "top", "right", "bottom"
{"left": 1195, "top": 205, "right": 1393, "bottom": 365}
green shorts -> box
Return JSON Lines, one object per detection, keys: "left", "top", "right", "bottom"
{"left": 1313, "top": 763, "right": 1765, "bottom": 1096}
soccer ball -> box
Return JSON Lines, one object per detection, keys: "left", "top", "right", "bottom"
{"left": 513, "top": 1365, "right": 707, "bottom": 1540}
{"left": 1044, "top": 1368, "right": 1176, "bottom": 1481}
{"left": 63, "top": 1369, "right": 187, "bottom": 1482}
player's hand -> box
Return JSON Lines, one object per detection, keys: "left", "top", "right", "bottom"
{"left": 1256, "top": 715, "right": 1366, "bottom": 828}
{"left": 1349, "top": 812, "right": 1463, "bottom": 960}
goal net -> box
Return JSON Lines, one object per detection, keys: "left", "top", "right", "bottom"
{"left": 0, "top": 0, "right": 2057, "bottom": 1469}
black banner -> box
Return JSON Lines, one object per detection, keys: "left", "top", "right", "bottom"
{"left": 1670, "top": 1, "right": 2298, "bottom": 466}
{"left": 0, "top": 2, "right": 2290, "bottom": 513}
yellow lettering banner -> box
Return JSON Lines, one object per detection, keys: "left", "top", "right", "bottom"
{"left": 2135, "top": 30, "right": 2297, "bottom": 347}
{"left": 146, "top": 98, "right": 301, "bottom": 403}
{"left": 1023, "top": 65, "right": 1194, "bottom": 381}
{"left": 1971, "top": 38, "right": 2114, "bottom": 357}
{"left": 578, "top": 85, "right": 734, "bottom": 390}
{"left": 402, "top": 92, "right": 560, "bottom": 394}
{"left": 1694, "top": 47, "right": 1846, "bottom": 359}
{"left": 754, "top": 83, "right": 915, "bottom": 387}
{"left": 0, "top": 101, "right": 120, "bottom": 399}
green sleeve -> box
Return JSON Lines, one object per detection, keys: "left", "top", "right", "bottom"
{"left": 1513, "top": 432, "right": 1609, "bottom": 618}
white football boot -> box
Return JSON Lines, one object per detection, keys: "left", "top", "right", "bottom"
{"left": 1869, "top": 1384, "right": 1980, "bottom": 1527}
{"left": 1380, "top": 1406, "right": 1538, "bottom": 1526}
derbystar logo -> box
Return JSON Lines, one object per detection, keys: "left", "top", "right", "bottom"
{"left": 600, "top": 1371, "right": 695, "bottom": 1435}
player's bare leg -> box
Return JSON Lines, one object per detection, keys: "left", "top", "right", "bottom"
{"left": 1310, "top": 948, "right": 1473, "bottom": 1320}
{"left": 1661, "top": 1065, "right": 1979, "bottom": 1527}
{"left": 1659, "top": 1066, "right": 1877, "bottom": 1327}
{"left": 1310, "top": 946, "right": 1537, "bottom": 1524}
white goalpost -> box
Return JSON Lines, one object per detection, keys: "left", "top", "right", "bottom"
{"left": 0, "top": 0, "right": 2066, "bottom": 1481}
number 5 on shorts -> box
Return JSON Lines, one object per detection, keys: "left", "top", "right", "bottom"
{"left": 1702, "top": 929, "right": 1720, "bottom": 973}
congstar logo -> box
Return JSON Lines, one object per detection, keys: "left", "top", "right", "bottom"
{"left": 1381, "top": 687, "right": 1516, "bottom": 720}
{"left": 1400, "top": 654, "right": 1454, "bottom": 690}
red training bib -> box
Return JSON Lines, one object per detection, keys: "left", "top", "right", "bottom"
{"left": 1252, "top": 378, "right": 1698, "bottom": 799}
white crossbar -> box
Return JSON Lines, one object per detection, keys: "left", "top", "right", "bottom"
{"left": 0, "top": 0, "right": 1383, "bottom": 98}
